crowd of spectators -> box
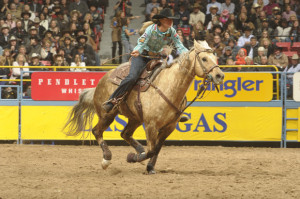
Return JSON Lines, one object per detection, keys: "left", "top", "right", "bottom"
{"left": 143, "top": 0, "right": 300, "bottom": 73}
{"left": 0, "top": 0, "right": 109, "bottom": 98}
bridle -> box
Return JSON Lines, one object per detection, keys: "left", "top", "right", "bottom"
{"left": 193, "top": 48, "right": 220, "bottom": 82}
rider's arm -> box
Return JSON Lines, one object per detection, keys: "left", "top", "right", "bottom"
{"left": 133, "top": 25, "right": 153, "bottom": 54}
{"left": 170, "top": 27, "right": 189, "bottom": 54}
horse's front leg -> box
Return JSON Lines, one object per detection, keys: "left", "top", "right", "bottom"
{"left": 120, "top": 119, "right": 146, "bottom": 161}
{"left": 127, "top": 124, "right": 157, "bottom": 164}
{"left": 146, "top": 124, "right": 176, "bottom": 174}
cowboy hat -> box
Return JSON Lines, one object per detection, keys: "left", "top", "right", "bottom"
{"left": 76, "top": 35, "right": 88, "bottom": 43}
{"left": 33, "top": 17, "right": 40, "bottom": 23}
{"left": 1, "top": 24, "right": 9, "bottom": 31}
{"left": 193, "top": 3, "right": 201, "bottom": 9}
{"left": 31, "top": 53, "right": 40, "bottom": 59}
{"left": 252, "top": 3, "right": 261, "bottom": 8}
{"left": 21, "top": 11, "right": 31, "bottom": 18}
{"left": 152, "top": 8, "right": 179, "bottom": 22}
{"left": 70, "top": 10, "right": 80, "bottom": 16}
{"left": 209, "top": 5, "right": 219, "bottom": 13}
{"left": 9, "top": 36, "right": 17, "bottom": 41}
{"left": 292, "top": 54, "right": 299, "bottom": 60}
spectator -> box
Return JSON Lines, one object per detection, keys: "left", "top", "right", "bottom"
{"left": 121, "top": 17, "right": 137, "bottom": 63}
{"left": 7, "top": 36, "right": 19, "bottom": 59}
{"left": 219, "top": 46, "right": 235, "bottom": 65}
{"left": 21, "top": 11, "right": 33, "bottom": 33}
{"left": 284, "top": 54, "right": 300, "bottom": 98}
{"left": 114, "top": 0, "right": 132, "bottom": 17}
{"left": 32, "top": 17, "right": 46, "bottom": 39}
{"left": 29, "top": 0, "right": 42, "bottom": 15}
{"left": 27, "top": 36, "right": 42, "bottom": 59}
{"left": 189, "top": 3, "right": 205, "bottom": 27}
{"left": 282, "top": 5, "right": 296, "bottom": 22}
{"left": 41, "top": 39, "right": 56, "bottom": 65}
{"left": 60, "top": 36, "right": 74, "bottom": 64}
{"left": 23, "top": 4, "right": 36, "bottom": 21}
{"left": 0, "top": 24, "right": 11, "bottom": 49}
{"left": 206, "top": 25, "right": 223, "bottom": 45}
{"left": 207, "top": 15, "right": 222, "bottom": 30}
{"left": 237, "top": 26, "right": 254, "bottom": 47}
{"left": 158, "top": 0, "right": 171, "bottom": 12}
{"left": 68, "top": 0, "right": 89, "bottom": 18}
{"left": 53, "top": 54, "right": 69, "bottom": 71}
{"left": 174, "top": 4, "right": 190, "bottom": 28}
{"left": 219, "top": 9, "right": 229, "bottom": 26}
{"left": 146, "top": 7, "right": 159, "bottom": 22}
{"left": 56, "top": 11, "right": 69, "bottom": 32}
{"left": 39, "top": 13, "right": 49, "bottom": 30}
{"left": 204, "top": 5, "right": 218, "bottom": 27}
{"left": 0, "top": 0, "right": 10, "bottom": 18}
{"left": 220, "top": 0, "right": 235, "bottom": 14}
{"left": 5, "top": 12, "right": 16, "bottom": 30}
{"left": 258, "top": 30, "right": 272, "bottom": 45}
{"left": 234, "top": 0, "right": 246, "bottom": 16}
{"left": 11, "top": 54, "right": 30, "bottom": 81}
{"left": 71, "top": 44, "right": 91, "bottom": 67}
{"left": 18, "top": 45, "right": 29, "bottom": 62}
{"left": 146, "top": 0, "right": 159, "bottom": 16}
{"left": 210, "top": 34, "right": 225, "bottom": 58}
{"left": 206, "top": 0, "right": 221, "bottom": 15}
{"left": 70, "top": 54, "right": 86, "bottom": 72}
{"left": 236, "top": 13, "right": 251, "bottom": 32}
{"left": 244, "top": 36, "right": 259, "bottom": 59}
{"left": 273, "top": 18, "right": 292, "bottom": 43}
{"left": 9, "top": 3, "right": 21, "bottom": 20}
{"left": 253, "top": 46, "right": 266, "bottom": 64}
{"left": 43, "top": 0, "right": 54, "bottom": 12}
{"left": 89, "top": 3, "right": 104, "bottom": 32}
{"left": 0, "top": 48, "right": 14, "bottom": 68}
{"left": 83, "top": 22, "right": 95, "bottom": 41}
{"left": 111, "top": 11, "right": 122, "bottom": 64}
{"left": 249, "top": 3, "right": 261, "bottom": 26}
{"left": 254, "top": 18, "right": 274, "bottom": 39}
{"left": 245, "top": 56, "right": 253, "bottom": 65}
{"left": 263, "top": 0, "right": 279, "bottom": 16}
{"left": 29, "top": 53, "right": 46, "bottom": 73}
{"left": 260, "top": 38, "right": 274, "bottom": 57}
{"left": 75, "top": 33, "right": 96, "bottom": 65}
{"left": 290, "top": 20, "right": 300, "bottom": 42}
{"left": 268, "top": 46, "right": 288, "bottom": 71}
{"left": 235, "top": 48, "right": 247, "bottom": 65}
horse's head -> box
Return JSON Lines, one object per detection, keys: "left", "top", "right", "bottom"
{"left": 193, "top": 40, "right": 224, "bottom": 85}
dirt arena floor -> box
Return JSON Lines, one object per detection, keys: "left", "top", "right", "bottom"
{"left": 1, "top": 144, "right": 300, "bottom": 199}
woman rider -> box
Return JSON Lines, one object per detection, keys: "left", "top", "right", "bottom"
{"left": 103, "top": 8, "right": 188, "bottom": 113}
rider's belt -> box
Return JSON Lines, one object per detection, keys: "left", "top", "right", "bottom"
{"left": 142, "top": 50, "right": 160, "bottom": 57}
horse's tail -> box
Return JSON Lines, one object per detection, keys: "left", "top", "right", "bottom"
{"left": 63, "top": 88, "right": 96, "bottom": 137}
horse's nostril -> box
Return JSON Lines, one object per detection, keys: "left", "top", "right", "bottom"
{"left": 216, "top": 74, "right": 224, "bottom": 81}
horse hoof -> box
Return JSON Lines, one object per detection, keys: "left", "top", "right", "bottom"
{"left": 147, "top": 170, "right": 156, "bottom": 175}
{"left": 127, "top": 152, "right": 137, "bottom": 163}
{"left": 101, "top": 158, "right": 111, "bottom": 170}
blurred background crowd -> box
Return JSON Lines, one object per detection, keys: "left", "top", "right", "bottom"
{"left": 0, "top": 0, "right": 299, "bottom": 98}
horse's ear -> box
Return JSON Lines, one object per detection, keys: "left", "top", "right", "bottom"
{"left": 194, "top": 39, "right": 201, "bottom": 52}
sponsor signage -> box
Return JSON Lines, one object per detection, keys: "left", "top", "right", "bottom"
{"left": 187, "top": 73, "right": 274, "bottom": 102}
{"left": 21, "top": 106, "right": 282, "bottom": 141}
{"left": 293, "top": 72, "right": 300, "bottom": 102}
{"left": 31, "top": 72, "right": 106, "bottom": 101}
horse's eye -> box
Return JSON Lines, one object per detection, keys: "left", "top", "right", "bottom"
{"left": 202, "top": 58, "right": 207, "bottom": 62}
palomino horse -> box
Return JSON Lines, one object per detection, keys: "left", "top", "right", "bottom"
{"left": 64, "top": 40, "right": 224, "bottom": 174}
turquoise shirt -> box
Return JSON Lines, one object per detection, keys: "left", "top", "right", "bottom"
{"left": 121, "top": 26, "right": 129, "bottom": 41}
{"left": 133, "top": 24, "right": 188, "bottom": 54}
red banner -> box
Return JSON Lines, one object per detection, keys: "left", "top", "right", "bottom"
{"left": 31, "top": 72, "right": 106, "bottom": 101}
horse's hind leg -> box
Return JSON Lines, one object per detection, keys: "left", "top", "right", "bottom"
{"left": 120, "top": 119, "right": 146, "bottom": 162}
{"left": 92, "top": 114, "right": 116, "bottom": 170}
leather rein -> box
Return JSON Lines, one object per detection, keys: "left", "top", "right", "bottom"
{"left": 150, "top": 48, "right": 220, "bottom": 123}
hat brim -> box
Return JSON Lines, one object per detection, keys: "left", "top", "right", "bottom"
{"left": 152, "top": 14, "right": 179, "bottom": 20}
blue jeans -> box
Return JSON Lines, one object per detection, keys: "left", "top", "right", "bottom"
{"left": 122, "top": 39, "right": 133, "bottom": 62}
{"left": 109, "top": 55, "right": 150, "bottom": 100}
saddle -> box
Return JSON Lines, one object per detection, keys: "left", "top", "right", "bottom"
{"left": 109, "top": 59, "right": 164, "bottom": 92}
